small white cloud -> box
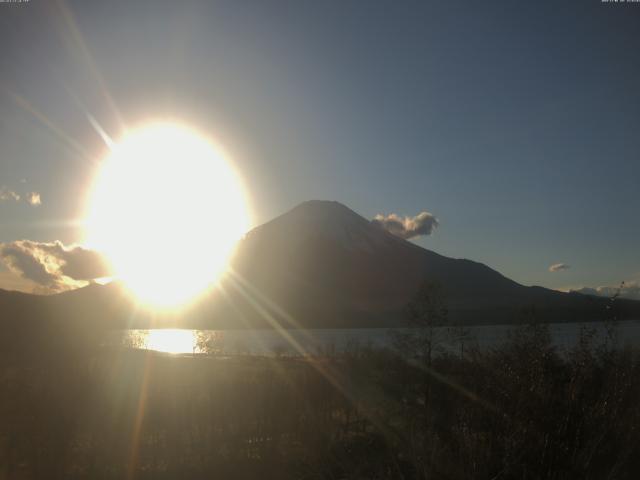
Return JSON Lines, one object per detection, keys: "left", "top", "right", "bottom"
{"left": 26, "top": 192, "right": 41, "bottom": 206}
{"left": 0, "top": 186, "right": 20, "bottom": 202}
{"left": 0, "top": 185, "right": 41, "bottom": 206}
{"left": 372, "top": 211, "right": 439, "bottom": 239}
{"left": 549, "top": 263, "right": 570, "bottom": 272}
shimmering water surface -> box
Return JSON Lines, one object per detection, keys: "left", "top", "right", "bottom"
{"left": 114, "top": 320, "right": 640, "bottom": 355}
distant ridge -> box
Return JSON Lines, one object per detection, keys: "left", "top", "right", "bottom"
{"left": 2, "top": 200, "right": 639, "bottom": 329}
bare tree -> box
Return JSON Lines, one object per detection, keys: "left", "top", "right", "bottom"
{"left": 405, "top": 281, "right": 449, "bottom": 367}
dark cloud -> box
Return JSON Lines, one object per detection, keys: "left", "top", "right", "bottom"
{"left": 57, "top": 246, "right": 111, "bottom": 280}
{"left": 371, "top": 211, "right": 439, "bottom": 240}
{"left": 0, "top": 240, "right": 112, "bottom": 293}
{"left": 549, "top": 263, "right": 570, "bottom": 272}
{"left": 0, "top": 243, "right": 59, "bottom": 287}
{"left": 572, "top": 281, "right": 640, "bottom": 301}
{"left": 30, "top": 241, "right": 112, "bottom": 280}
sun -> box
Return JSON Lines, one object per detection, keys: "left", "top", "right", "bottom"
{"left": 85, "top": 123, "right": 250, "bottom": 308}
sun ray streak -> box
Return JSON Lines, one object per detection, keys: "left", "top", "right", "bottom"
{"left": 222, "top": 274, "right": 402, "bottom": 444}
{"left": 2, "top": 87, "right": 94, "bottom": 162}
{"left": 55, "top": 0, "right": 125, "bottom": 130}
{"left": 228, "top": 268, "right": 313, "bottom": 333}
{"left": 53, "top": 70, "right": 116, "bottom": 150}
{"left": 127, "top": 351, "right": 152, "bottom": 480}
{"left": 225, "top": 275, "right": 311, "bottom": 358}
{"left": 87, "top": 113, "right": 115, "bottom": 148}
{"left": 405, "top": 357, "right": 500, "bottom": 414}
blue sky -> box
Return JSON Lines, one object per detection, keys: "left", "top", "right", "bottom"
{"left": 0, "top": 0, "right": 639, "bottom": 293}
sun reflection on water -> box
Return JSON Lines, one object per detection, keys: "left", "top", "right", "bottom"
{"left": 143, "top": 329, "right": 196, "bottom": 354}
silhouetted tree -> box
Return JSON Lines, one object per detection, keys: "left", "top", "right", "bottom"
{"left": 395, "top": 281, "right": 449, "bottom": 366}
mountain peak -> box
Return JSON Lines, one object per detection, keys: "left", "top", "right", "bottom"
{"left": 245, "top": 200, "right": 399, "bottom": 253}
{"left": 289, "top": 200, "right": 363, "bottom": 218}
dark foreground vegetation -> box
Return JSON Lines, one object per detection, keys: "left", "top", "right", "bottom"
{"left": 1, "top": 318, "right": 640, "bottom": 480}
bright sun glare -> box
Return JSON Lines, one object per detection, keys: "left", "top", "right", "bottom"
{"left": 85, "top": 123, "right": 249, "bottom": 308}
{"left": 144, "top": 329, "right": 196, "bottom": 354}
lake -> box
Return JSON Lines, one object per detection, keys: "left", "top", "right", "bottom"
{"left": 112, "top": 319, "right": 640, "bottom": 356}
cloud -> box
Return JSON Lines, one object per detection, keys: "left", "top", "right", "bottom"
{"left": 371, "top": 211, "right": 439, "bottom": 240}
{"left": 571, "top": 282, "right": 640, "bottom": 301}
{"left": 0, "top": 243, "right": 59, "bottom": 287}
{"left": 549, "top": 263, "right": 570, "bottom": 272}
{"left": 0, "top": 185, "right": 41, "bottom": 206}
{"left": 0, "top": 240, "right": 112, "bottom": 293}
{"left": 54, "top": 245, "right": 112, "bottom": 280}
{"left": 0, "top": 186, "right": 20, "bottom": 202}
{"left": 26, "top": 192, "right": 41, "bottom": 206}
